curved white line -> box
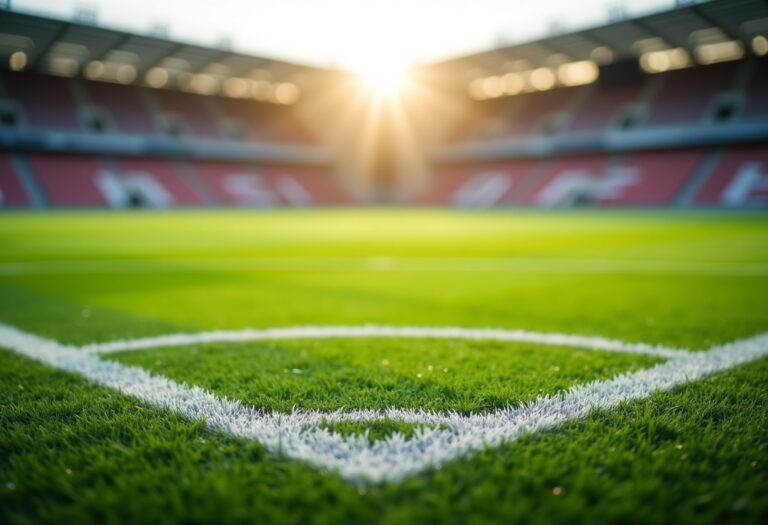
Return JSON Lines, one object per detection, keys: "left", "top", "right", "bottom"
{"left": 78, "top": 325, "right": 691, "bottom": 359}
{"left": 1, "top": 322, "right": 767, "bottom": 483}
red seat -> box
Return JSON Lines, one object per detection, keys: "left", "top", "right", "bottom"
{"left": 502, "top": 89, "right": 577, "bottom": 137}
{"left": 422, "top": 160, "right": 538, "bottom": 206}
{"left": 192, "top": 161, "right": 346, "bottom": 206}
{"left": 85, "top": 82, "right": 157, "bottom": 134}
{"left": 517, "top": 154, "right": 610, "bottom": 206}
{"left": 216, "top": 98, "right": 313, "bottom": 143}
{"left": 568, "top": 83, "right": 644, "bottom": 132}
{"left": 692, "top": 146, "right": 768, "bottom": 207}
{"left": 596, "top": 149, "right": 703, "bottom": 206}
{"left": 644, "top": 62, "right": 738, "bottom": 126}
{"left": 26, "top": 154, "right": 107, "bottom": 206}
{"left": 3, "top": 71, "right": 82, "bottom": 131}
{"left": 153, "top": 90, "right": 222, "bottom": 138}
{"left": 0, "top": 153, "right": 30, "bottom": 207}
{"left": 113, "top": 158, "right": 203, "bottom": 206}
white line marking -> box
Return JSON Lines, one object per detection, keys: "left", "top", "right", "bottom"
{"left": 1, "top": 257, "right": 766, "bottom": 276}
{"left": 1, "top": 322, "right": 766, "bottom": 484}
{"left": 79, "top": 325, "right": 691, "bottom": 360}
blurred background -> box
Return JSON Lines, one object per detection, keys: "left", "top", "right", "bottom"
{"left": 0, "top": 0, "right": 766, "bottom": 209}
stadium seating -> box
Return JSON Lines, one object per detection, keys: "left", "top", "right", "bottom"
{"left": 692, "top": 145, "right": 768, "bottom": 207}
{"left": 0, "top": 153, "right": 30, "bottom": 207}
{"left": 193, "top": 160, "right": 349, "bottom": 206}
{"left": 152, "top": 90, "right": 222, "bottom": 139}
{"left": 422, "top": 159, "right": 539, "bottom": 206}
{"left": 1, "top": 7, "right": 765, "bottom": 212}
{"left": 2, "top": 71, "right": 82, "bottom": 131}
{"left": 595, "top": 149, "right": 704, "bottom": 206}
{"left": 215, "top": 98, "right": 312, "bottom": 143}
{"left": 84, "top": 82, "right": 157, "bottom": 135}
{"left": 517, "top": 154, "right": 611, "bottom": 207}
{"left": 25, "top": 153, "right": 108, "bottom": 206}
{"left": 568, "top": 83, "right": 646, "bottom": 132}
{"left": 742, "top": 58, "right": 768, "bottom": 119}
{"left": 502, "top": 89, "right": 578, "bottom": 137}
{"left": 642, "top": 62, "right": 739, "bottom": 126}
{"left": 111, "top": 158, "right": 204, "bottom": 207}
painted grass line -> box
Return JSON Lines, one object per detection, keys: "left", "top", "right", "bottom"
{"left": 78, "top": 325, "right": 691, "bottom": 359}
{"left": 1, "top": 257, "right": 767, "bottom": 276}
{"left": 1, "top": 322, "right": 767, "bottom": 483}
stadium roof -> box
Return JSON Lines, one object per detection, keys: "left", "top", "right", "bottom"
{"left": 426, "top": 0, "right": 768, "bottom": 76}
{"left": 0, "top": 8, "right": 325, "bottom": 87}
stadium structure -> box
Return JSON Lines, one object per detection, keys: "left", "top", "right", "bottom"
{"left": 0, "top": 0, "right": 766, "bottom": 210}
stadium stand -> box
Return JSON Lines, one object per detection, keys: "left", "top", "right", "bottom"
{"left": 0, "top": 0, "right": 766, "bottom": 210}
{"left": 215, "top": 98, "right": 312, "bottom": 143}
{"left": 2, "top": 71, "right": 82, "bottom": 131}
{"left": 152, "top": 90, "right": 222, "bottom": 139}
{"left": 692, "top": 145, "right": 768, "bottom": 207}
{"left": 83, "top": 81, "right": 157, "bottom": 135}
{"left": 595, "top": 149, "right": 704, "bottom": 206}
{"left": 642, "top": 61, "right": 740, "bottom": 126}
{"left": 111, "top": 157, "right": 203, "bottom": 207}
{"left": 0, "top": 153, "right": 29, "bottom": 207}
{"left": 567, "top": 83, "right": 646, "bottom": 132}
{"left": 192, "top": 161, "right": 348, "bottom": 206}
{"left": 743, "top": 57, "right": 768, "bottom": 119}
{"left": 517, "top": 154, "right": 611, "bottom": 207}
{"left": 423, "top": 159, "right": 538, "bottom": 206}
{"left": 25, "top": 153, "right": 107, "bottom": 207}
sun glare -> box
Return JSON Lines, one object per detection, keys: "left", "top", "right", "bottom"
{"left": 349, "top": 55, "right": 411, "bottom": 96}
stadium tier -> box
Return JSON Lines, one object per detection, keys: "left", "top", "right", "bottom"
{"left": 0, "top": 2, "right": 767, "bottom": 210}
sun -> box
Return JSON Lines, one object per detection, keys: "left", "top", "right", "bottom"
{"left": 347, "top": 55, "right": 411, "bottom": 96}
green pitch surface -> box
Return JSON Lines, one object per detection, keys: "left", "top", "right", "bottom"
{"left": 0, "top": 210, "right": 767, "bottom": 524}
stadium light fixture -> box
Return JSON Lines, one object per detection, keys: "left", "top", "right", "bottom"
{"left": 273, "top": 83, "right": 301, "bottom": 105}
{"left": 529, "top": 67, "right": 556, "bottom": 91}
{"left": 752, "top": 35, "right": 768, "bottom": 56}
{"left": 557, "top": 60, "right": 599, "bottom": 86}
{"left": 9, "top": 50, "right": 26, "bottom": 70}
{"left": 145, "top": 67, "right": 169, "bottom": 88}
{"left": 694, "top": 40, "right": 744, "bottom": 65}
{"left": 640, "top": 48, "right": 692, "bottom": 73}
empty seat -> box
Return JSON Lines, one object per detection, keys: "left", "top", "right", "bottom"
{"left": 517, "top": 154, "right": 610, "bottom": 206}
{"left": 644, "top": 62, "right": 739, "bottom": 126}
{"left": 113, "top": 158, "right": 203, "bottom": 206}
{"left": 422, "top": 160, "right": 538, "bottom": 206}
{"left": 152, "top": 90, "right": 222, "bottom": 138}
{"left": 568, "top": 83, "right": 645, "bottom": 132}
{"left": 26, "top": 153, "right": 108, "bottom": 206}
{"left": 595, "top": 149, "right": 703, "bottom": 206}
{"left": 502, "top": 89, "right": 577, "bottom": 137}
{"left": 2, "top": 71, "right": 82, "bottom": 131}
{"left": 192, "top": 161, "right": 346, "bottom": 206}
{"left": 215, "top": 98, "right": 312, "bottom": 143}
{"left": 742, "top": 58, "right": 768, "bottom": 119}
{"left": 692, "top": 146, "right": 768, "bottom": 207}
{"left": 85, "top": 81, "right": 157, "bottom": 134}
{"left": 0, "top": 153, "right": 31, "bottom": 207}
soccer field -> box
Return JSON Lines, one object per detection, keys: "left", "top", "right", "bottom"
{"left": 1, "top": 210, "right": 767, "bottom": 524}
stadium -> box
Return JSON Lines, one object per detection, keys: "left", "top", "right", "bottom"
{"left": 0, "top": 0, "right": 766, "bottom": 523}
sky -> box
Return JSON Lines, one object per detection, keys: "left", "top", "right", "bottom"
{"left": 13, "top": 0, "right": 677, "bottom": 71}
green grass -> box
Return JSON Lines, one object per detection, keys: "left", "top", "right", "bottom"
{"left": 110, "top": 339, "right": 658, "bottom": 413}
{"left": 0, "top": 210, "right": 767, "bottom": 524}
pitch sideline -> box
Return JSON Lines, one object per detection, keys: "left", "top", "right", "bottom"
{"left": 1, "top": 322, "right": 767, "bottom": 483}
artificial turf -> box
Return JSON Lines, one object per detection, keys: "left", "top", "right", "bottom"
{"left": 0, "top": 210, "right": 766, "bottom": 524}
